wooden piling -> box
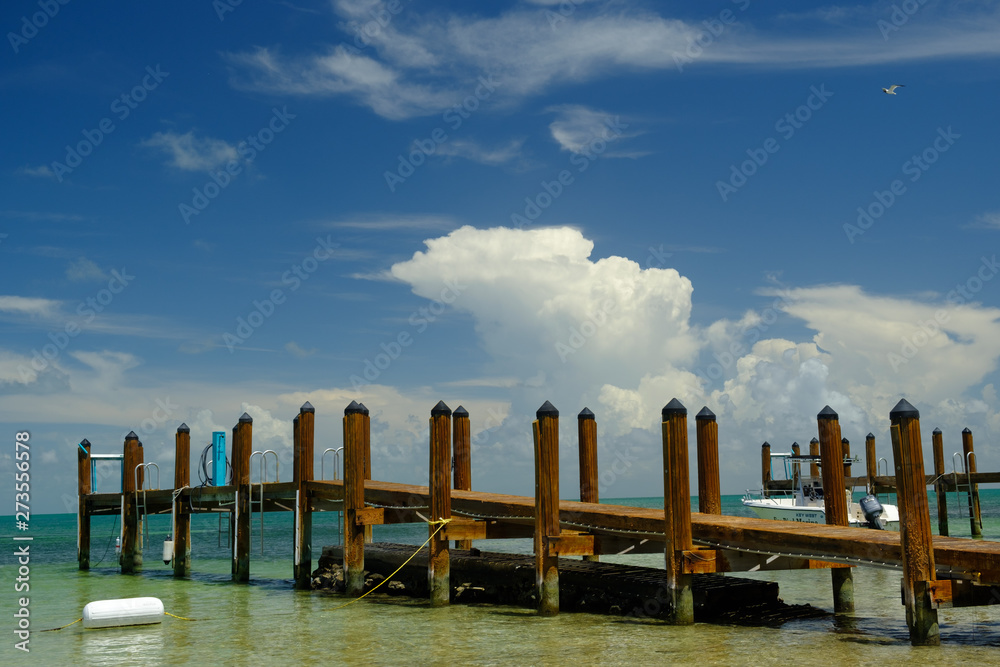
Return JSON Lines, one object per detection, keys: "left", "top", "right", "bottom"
{"left": 360, "top": 403, "right": 373, "bottom": 544}
{"left": 962, "top": 428, "right": 983, "bottom": 538}
{"left": 817, "top": 406, "right": 853, "bottom": 614}
{"left": 889, "top": 399, "right": 939, "bottom": 646}
{"left": 662, "top": 398, "right": 694, "bottom": 625}
{"left": 173, "top": 425, "right": 191, "bottom": 577}
{"left": 696, "top": 407, "right": 721, "bottom": 515}
{"left": 77, "top": 439, "right": 91, "bottom": 570}
{"left": 865, "top": 433, "right": 877, "bottom": 495}
{"left": 578, "top": 407, "right": 600, "bottom": 563}
{"left": 809, "top": 438, "right": 820, "bottom": 480}
{"left": 232, "top": 413, "right": 252, "bottom": 583}
{"left": 791, "top": 442, "right": 801, "bottom": 491}
{"left": 343, "top": 401, "right": 367, "bottom": 596}
{"left": 535, "top": 401, "right": 561, "bottom": 616}
{"left": 932, "top": 428, "right": 949, "bottom": 537}
{"left": 121, "top": 431, "right": 143, "bottom": 573}
{"left": 429, "top": 401, "right": 452, "bottom": 606}
{"left": 760, "top": 442, "right": 771, "bottom": 496}
{"left": 453, "top": 406, "right": 472, "bottom": 550}
{"left": 294, "top": 403, "right": 315, "bottom": 589}
{"left": 841, "top": 437, "right": 852, "bottom": 479}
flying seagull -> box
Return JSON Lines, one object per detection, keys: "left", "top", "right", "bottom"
{"left": 882, "top": 84, "right": 905, "bottom": 95}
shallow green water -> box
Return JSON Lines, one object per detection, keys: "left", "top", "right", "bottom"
{"left": 3, "top": 492, "right": 999, "bottom": 665}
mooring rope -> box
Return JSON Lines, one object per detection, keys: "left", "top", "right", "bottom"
{"left": 40, "top": 618, "right": 82, "bottom": 632}
{"left": 40, "top": 609, "right": 196, "bottom": 632}
{"left": 164, "top": 611, "right": 197, "bottom": 621}
{"left": 327, "top": 517, "right": 452, "bottom": 612}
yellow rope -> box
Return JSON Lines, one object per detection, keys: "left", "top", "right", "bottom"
{"left": 328, "top": 517, "right": 452, "bottom": 611}
{"left": 164, "top": 611, "right": 197, "bottom": 621}
{"left": 40, "top": 617, "right": 82, "bottom": 632}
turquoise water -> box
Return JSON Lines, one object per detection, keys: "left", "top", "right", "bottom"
{"left": 3, "top": 492, "right": 999, "bottom": 664}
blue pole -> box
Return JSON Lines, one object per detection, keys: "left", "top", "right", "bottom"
{"left": 212, "top": 431, "right": 226, "bottom": 486}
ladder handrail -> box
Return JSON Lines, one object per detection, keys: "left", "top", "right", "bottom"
{"left": 133, "top": 462, "right": 159, "bottom": 550}
{"left": 321, "top": 447, "right": 344, "bottom": 481}
{"left": 249, "top": 450, "right": 279, "bottom": 555}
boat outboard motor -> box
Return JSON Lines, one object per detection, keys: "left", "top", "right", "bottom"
{"left": 859, "top": 494, "right": 885, "bottom": 530}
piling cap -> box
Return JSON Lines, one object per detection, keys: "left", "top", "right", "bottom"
{"left": 810, "top": 438, "right": 819, "bottom": 444}
{"left": 431, "top": 400, "right": 452, "bottom": 417}
{"left": 537, "top": 400, "right": 559, "bottom": 418}
{"left": 866, "top": 433, "right": 875, "bottom": 439}
{"left": 932, "top": 428, "right": 942, "bottom": 435}
{"left": 817, "top": 405, "right": 838, "bottom": 420}
{"left": 841, "top": 437, "right": 849, "bottom": 444}
{"left": 239, "top": 412, "right": 253, "bottom": 423}
{"left": 300, "top": 401, "right": 315, "bottom": 414}
{"left": 453, "top": 405, "right": 469, "bottom": 418}
{"left": 358, "top": 403, "right": 369, "bottom": 416}
{"left": 889, "top": 398, "right": 919, "bottom": 420}
{"left": 81, "top": 438, "right": 91, "bottom": 446}
{"left": 345, "top": 400, "right": 364, "bottom": 415}
{"left": 761, "top": 441, "right": 770, "bottom": 448}
{"left": 696, "top": 406, "right": 716, "bottom": 421}
{"left": 578, "top": 407, "right": 595, "bottom": 421}
{"left": 125, "top": 431, "right": 138, "bottom": 441}
{"left": 963, "top": 427, "right": 972, "bottom": 435}
{"left": 177, "top": 424, "right": 190, "bottom": 434}
{"left": 661, "top": 398, "right": 686, "bottom": 418}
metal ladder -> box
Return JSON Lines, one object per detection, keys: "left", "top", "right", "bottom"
{"left": 134, "top": 462, "right": 159, "bottom": 551}
{"left": 321, "top": 447, "right": 344, "bottom": 545}
{"left": 249, "top": 450, "right": 279, "bottom": 555}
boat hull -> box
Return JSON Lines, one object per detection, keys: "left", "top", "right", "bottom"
{"left": 742, "top": 497, "right": 900, "bottom": 530}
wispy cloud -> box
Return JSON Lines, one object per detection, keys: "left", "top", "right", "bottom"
{"left": 223, "top": 4, "right": 1000, "bottom": 120}
{"left": 140, "top": 130, "right": 239, "bottom": 171}
{"left": 66, "top": 258, "right": 108, "bottom": 282}
{"left": 968, "top": 211, "right": 1000, "bottom": 230}
{"left": 16, "top": 165, "right": 56, "bottom": 179}
{"left": 328, "top": 214, "right": 460, "bottom": 231}
{"left": 434, "top": 138, "right": 525, "bottom": 166}
{"left": 285, "top": 341, "right": 316, "bottom": 358}
{"left": 0, "top": 296, "right": 61, "bottom": 318}
{"left": 0, "top": 210, "right": 85, "bottom": 223}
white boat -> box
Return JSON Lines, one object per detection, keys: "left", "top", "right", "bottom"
{"left": 742, "top": 452, "right": 900, "bottom": 530}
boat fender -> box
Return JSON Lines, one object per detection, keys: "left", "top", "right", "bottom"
{"left": 82, "top": 597, "right": 164, "bottom": 629}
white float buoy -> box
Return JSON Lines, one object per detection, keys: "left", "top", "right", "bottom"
{"left": 82, "top": 597, "right": 164, "bottom": 629}
{"left": 163, "top": 538, "right": 174, "bottom": 565}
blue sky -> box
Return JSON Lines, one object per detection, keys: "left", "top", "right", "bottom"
{"left": 4, "top": 0, "right": 1000, "bottom": 514}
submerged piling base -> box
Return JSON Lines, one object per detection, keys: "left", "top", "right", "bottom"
{"left": 315, "top": 543, "right": 829, "bottom": 625}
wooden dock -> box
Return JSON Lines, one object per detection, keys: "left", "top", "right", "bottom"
{"left": 76, "top": 398, "right": 1000, "bottom": 646}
